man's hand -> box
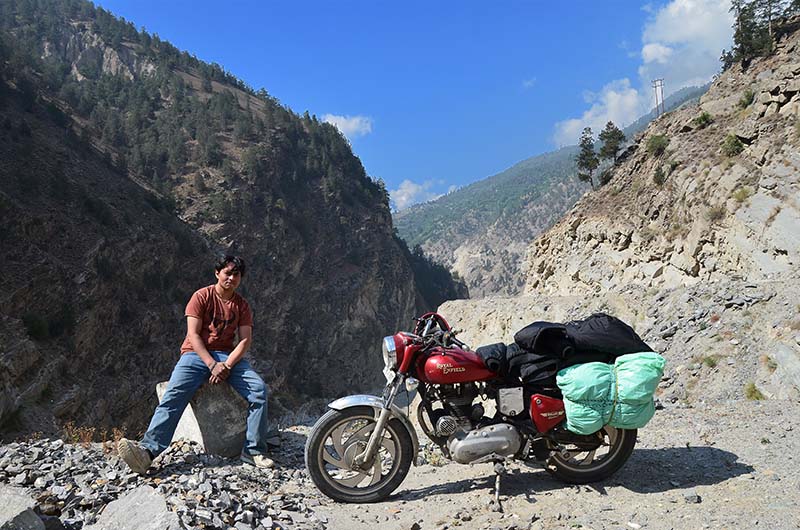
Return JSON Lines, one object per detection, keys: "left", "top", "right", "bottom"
{"left": 209, "top": 362, "right": 231, "bottom": 384}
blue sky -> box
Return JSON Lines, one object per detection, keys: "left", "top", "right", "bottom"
{"left": 93, "top": 0, "right": 733, "bottom": 209}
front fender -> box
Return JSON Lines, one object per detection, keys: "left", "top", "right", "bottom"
{"left": 328, "top": 394, "right": 420, "bottom": 465}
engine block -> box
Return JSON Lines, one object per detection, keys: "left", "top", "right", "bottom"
{"left": 447, "top": 423, "right": 522, "bottom": 464}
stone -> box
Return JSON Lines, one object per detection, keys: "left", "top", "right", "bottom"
{"left": 683, "top": 490, "right": 702, "bottom": 504}
{"left": 156, "top": 381, "right": 248, "bottom": 458}
{"left": 735, "top": 117, "right": 759, "bottom": 142}
{"left": 0, "top": 485, "right": 45, "bottom": 530}
{"left": 83, "top": 486, "right": 181, "bottom": 530}
{"left": 40, "top": 516, "right": 67, "bottom": 530}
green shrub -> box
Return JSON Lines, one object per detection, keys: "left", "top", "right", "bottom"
{"left": 692, "top": 111, "right": 713, "bottom": 128}
{"left": 744, "top": 382, "right": 765, "bottom": 400}
{"left": 653, "top": 166, "right": 666, "bottom": 186}
{"left": 701, "top": 354, "right": 721, "bottom": 368}
{"left": 48, "top": 304, "right": 75, "bottom": 337}
{"left": 732, "top": 187, "right": 753, "bottom": 203}
{"left": 738, "top": 88, "right": 755, "bottom": 109}
{"left": 705, "top": 205, "right": 726, "bottom": 222}
{"left": 667, "top": 159, "right": 680, "bottom": 175}
{"left": 646, "top": 134, "right": 669, "bottom": 157}
{"left": 83, "top": 197, "right": 113, "bottom": 225}
{"left": 599, "top": 168, "right": 614, "bottom": 186}
{"left": 722, "top": 134, "right": 744, "bottom": 157}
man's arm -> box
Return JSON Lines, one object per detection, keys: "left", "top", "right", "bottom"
{"left": 186, "top": 316, "right": 227, "bottom": 383}
{"left": 223, "top": 325, "right": 252, "bottom": 368}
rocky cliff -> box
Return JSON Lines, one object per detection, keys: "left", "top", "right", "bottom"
{"left": 439, "top": 17, "right": 800, "bottom": 406}
{"left": 0, "top": 0, "right": 451, "bottom": 439}
{"left": 395, "top": 86, "right": 709, "bottom": 299}
{"left": 523, "top": 34, "right": 800, "bottom": 296}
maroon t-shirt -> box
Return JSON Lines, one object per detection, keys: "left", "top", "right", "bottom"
{"left": 180, "top": 285, "right": 253, "bottom": 354}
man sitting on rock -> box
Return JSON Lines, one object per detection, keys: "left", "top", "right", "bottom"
{"left": 118, "top": 255, "right": 274, "bottom": 472}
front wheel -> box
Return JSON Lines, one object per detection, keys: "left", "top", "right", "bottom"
{"left": 305, "top": 406, "right": 414, "bottom": 503}
{"left": 546, "top": 426, "right": 637, "bottom": 484}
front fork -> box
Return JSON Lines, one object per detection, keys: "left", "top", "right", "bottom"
{"left": 353, "top": 373, "right": 405, "bottom": 467}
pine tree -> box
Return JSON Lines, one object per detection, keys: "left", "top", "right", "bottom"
{"left": 598, "top": 121, "right": 626, "bottom": 164}
{"left": 723, "top": 0, "right": 775, "bottom": 69}
{"left": 575, "top": 127, "right": 599, "bottom": 189}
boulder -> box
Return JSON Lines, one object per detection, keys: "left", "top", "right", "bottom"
{"left": 0, "top": 485, "right": 45, "bottom": 530}
{"left": 735, "top": 117, "right": 760, "bottom": 142}
{"left": 156, "top": 381, "right": 247, "bottom": 458}
{"left": 83, "top": 487, "right": 180, "bottom": 530}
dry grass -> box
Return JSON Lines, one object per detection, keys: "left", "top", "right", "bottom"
{"left": 744, "top": 382, "right": 766, "bottom": 400}
{"left": 62, "top": 421, "right": 96, "bottom": 448}
{"left": 732, "top": 187, "right": 753, "bottom": 203}
{"left": 62, "top": 422, "right": 125, "bottom": 450}
{"left": 701, "top": 354, "right": 722, "bottom": 368}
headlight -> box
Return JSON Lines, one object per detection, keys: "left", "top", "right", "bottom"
{"left": 382, "top": 336, "right": 397, "bottom": 371}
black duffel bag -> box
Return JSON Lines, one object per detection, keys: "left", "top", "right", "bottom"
{"left": 513, "top": 321, "right": 574, "bottom": 359}
{"left": 565, "top": 312, "right": 652, "bottom": 357}
{"left": 511, "top": 313, "right": 651, "bottom": 386}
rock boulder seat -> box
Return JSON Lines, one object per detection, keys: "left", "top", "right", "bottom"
{"left": 156, "top": 381, "right": 252, "bottom": 458}
{"left": 155, "top": 382, "right": 279, "bottom": 458}
{"left": 156, "top": 381, "right": 247, "bottom": 458}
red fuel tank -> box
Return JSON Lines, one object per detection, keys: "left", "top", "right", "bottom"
{"left": 422, "top": 348, "right": 496, "bottom": 384}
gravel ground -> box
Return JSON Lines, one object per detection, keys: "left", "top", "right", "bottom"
{"left": 312, "top": 400, "right": 800, "bottom": 530}
{"left": 2, "top": 400, "right": 799, "bottom": 529}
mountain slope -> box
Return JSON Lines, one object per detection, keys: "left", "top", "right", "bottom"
{"left": 395, "top": 147, "right": 584, "bottom": 296}
{"left": 436, "top": 15, "right": 800, "bottom": 408}
{"left": 523, "top": 38, "right": 800, "bottom": 296}
{"left": 394, "top": 87, "right": 709, "bottom": 298}
{"left": 0, "top": 0, "right": 461, "bottom": 438}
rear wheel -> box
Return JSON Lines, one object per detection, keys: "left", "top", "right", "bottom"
{"left": 305, "top": 406, "right": 414, "bottom": 503}
{"left": 546, "top": 426, "right": 637, "bottom": 483}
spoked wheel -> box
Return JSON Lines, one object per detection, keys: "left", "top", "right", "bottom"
{"left": 546, "top": 426, "right": 637, "bottom": 483}
{"left": 305, "top": 406, "right": 413, "bottom": 503}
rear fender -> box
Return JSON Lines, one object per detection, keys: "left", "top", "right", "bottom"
{"left": 328, "top": 394, "right": 420, "bottom": 465}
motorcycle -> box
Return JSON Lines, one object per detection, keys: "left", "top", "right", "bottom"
{"left": 304, "top": 312, "right": 637, "bottom": 504}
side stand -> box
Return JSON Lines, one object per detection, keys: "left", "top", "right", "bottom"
{"left": 492, "top": 462, "right": 506, "bottom": 513}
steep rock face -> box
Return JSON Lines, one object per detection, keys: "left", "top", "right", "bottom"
{"left": 522, "top": 24, "right": 800, "bottom": 296}
{"left": 0, "top": 3, "right": 422, "bottom": 438}
{"left": 441, "top": 276, "right": 800, "bottom": 405}
{"left": 438, "top": 18, "right": 800, "bottom": 405}
{"left": 0, "top": 91, "right": 210, "bottom": 435}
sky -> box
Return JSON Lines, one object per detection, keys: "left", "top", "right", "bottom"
{"left": 93, "top": 0, "right": 734, "bottom": 210}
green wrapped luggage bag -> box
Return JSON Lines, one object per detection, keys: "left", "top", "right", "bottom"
{"left": 556, "top": 352, "right": 666, "bottom": 435}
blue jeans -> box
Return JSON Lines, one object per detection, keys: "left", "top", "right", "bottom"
{"left": 141, "top": 351, "right": 269, "bottom": 457}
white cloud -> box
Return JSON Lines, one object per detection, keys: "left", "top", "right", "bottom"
{"left": 553, "top": 79, "right": 645, "bottom": 146}
{"left": 639, "top": 0, "right": 733, "bottom": 94}
{"left": 322, "top": 114, "right": 373, "bottom": 139}
{"left": 389, "top": 179, "right": 442, "bottom": 211}
{"left": 642, "top": 42, "right": 673, "bottom": 64}
{"left": 551, "top": 0, "right": 733, "bottom": 147}
{"left": 522, "top": 77, "right": 537, "bottom": 90}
